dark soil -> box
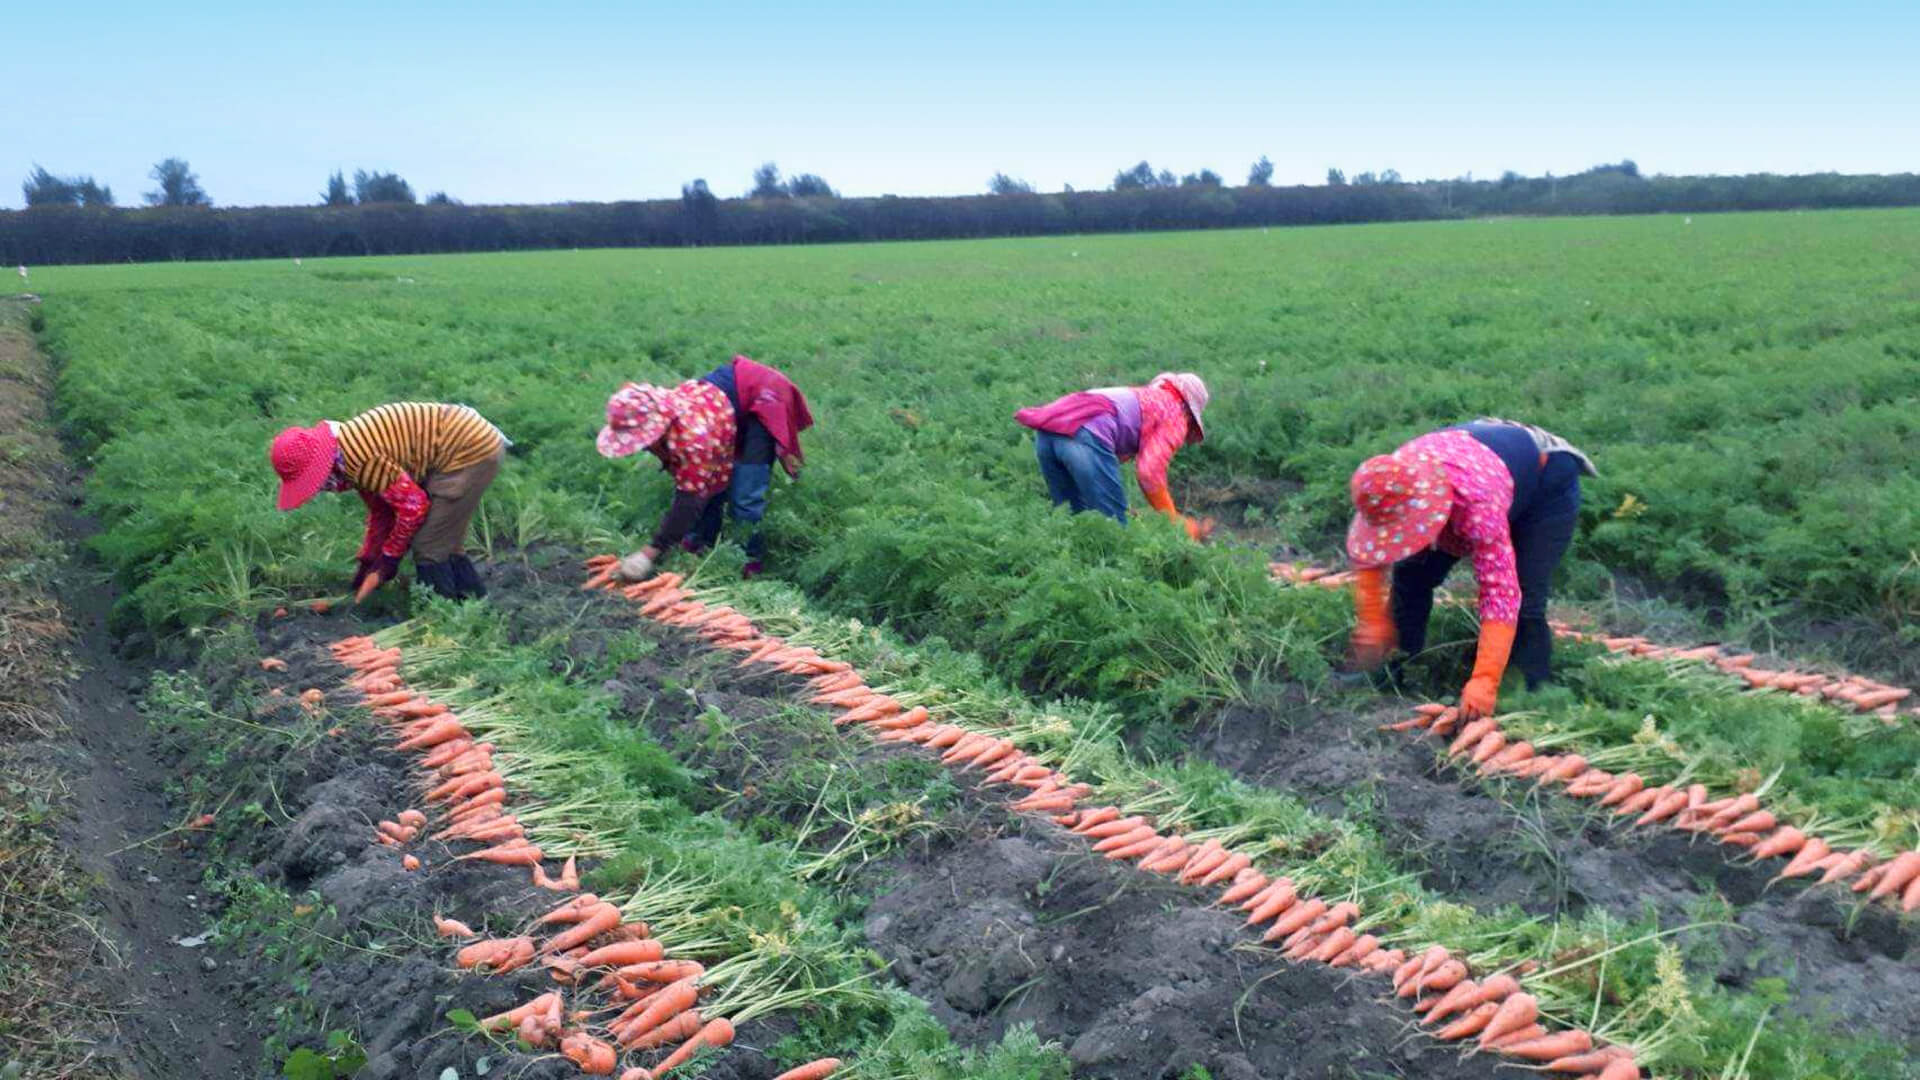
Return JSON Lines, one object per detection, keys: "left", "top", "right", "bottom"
{"left": 485, "top": 558, "right": 1543, "bottom": 1080}
{"left": 1188, "top": 692, "right": 1920, "bottom": 1054}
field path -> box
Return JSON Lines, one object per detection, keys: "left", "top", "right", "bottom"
{"left": 54, "top": 540, "right": 264, "bottom": 1079}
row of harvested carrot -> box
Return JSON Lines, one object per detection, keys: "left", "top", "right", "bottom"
{"left": 1268, "top": 560, "right": 1918, "bottom": 721}
{"left": 589, "top": 557, "right": 1641, "bottom": 1080}
{"left": 1386, "top": 702, "right": 1920, "bottom": 911}
{"left": 326, "top": 633, "right": 841, "bottom": 1080}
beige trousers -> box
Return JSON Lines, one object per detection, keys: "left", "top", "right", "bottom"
{"left": 413, "top": 448, "right": 503, "bottom": 561}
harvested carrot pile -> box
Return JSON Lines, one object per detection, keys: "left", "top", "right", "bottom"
{"left": 326, "top": 627, "right": 856, "bottom": 1077}
{"left": 589, "top": 556, "right": 1644, "bottom": 1079}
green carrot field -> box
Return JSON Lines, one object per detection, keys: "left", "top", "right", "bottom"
{"left": 21, "top": 208, "right": 1920, "bottom": 1080}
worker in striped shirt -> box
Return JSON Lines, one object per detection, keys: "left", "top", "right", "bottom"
{"left": 270, "top": 403, "right": 507, "bottom": 601}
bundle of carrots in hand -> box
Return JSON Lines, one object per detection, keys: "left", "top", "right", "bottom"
{"left": 1387, "top": 702, "right": 1920, "bottom": 911}
{"left": 590, "top": 557, "right": 1638, "bottom": 1079}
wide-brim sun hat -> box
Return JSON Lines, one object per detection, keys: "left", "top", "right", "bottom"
{"left": 597, "top": 382, "right": 673, "bottom": 459}
{"left": 270, "top": 421, "right": 339, "bottom": 510}
{"left": 1345, "top": 447, "right": 1454, "bottom": 567}
{"left": 1153, "top": 371, "right": 1209, "bottom": 444}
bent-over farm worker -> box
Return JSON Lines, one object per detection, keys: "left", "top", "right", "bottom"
{"left": 1347, "top": 418, "right": 1597, "bottom": 719}
{"left": 270, "top": 402, "right": 507, "bottom": 602}
{"left": 597, "top": 354, "right": 812, "bottom": 581}
{"left": 1014, "top": 371, "right": 1214, "bottom": 540}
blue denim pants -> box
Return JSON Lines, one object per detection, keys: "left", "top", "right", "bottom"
{"left": 691, "top": 415, "right": 775, "bottom": 560}
{"left": 1035, "top": 428, "right": 1128, "bottom": 524}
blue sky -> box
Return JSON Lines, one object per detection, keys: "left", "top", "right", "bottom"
{"left": 6, "top": 1, "right": 1915, "bottom": 208}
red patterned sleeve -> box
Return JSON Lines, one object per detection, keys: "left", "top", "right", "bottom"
{"left": 1134, "top": 387, "right": 1190, "bottom": 509}
{"left": 357, "top": 490, "right": 396, "bottom": 560}
{"left": 375, "top": 473, "right": 432, "bottom": 558}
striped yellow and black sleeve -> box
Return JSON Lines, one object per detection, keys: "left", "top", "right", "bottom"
{"left": 337, "top": 403, "right": 501, "bottom": 492}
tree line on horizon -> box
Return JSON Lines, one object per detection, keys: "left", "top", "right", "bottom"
{"left": 7, "top": 153, "right": 1919, "bottom": 266}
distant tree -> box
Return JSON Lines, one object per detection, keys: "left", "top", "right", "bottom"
{"left": 989, "top": 172, "right": 1034, "bottom": 195}
{"left": 681, "top": 179, "right": 719, "bottom": 240}
{"left": 1113, "top": 161, "right": 1158, "bottom": 190}
{"left": 750, "top": 162, "right": 787, "bottom": 199}
{"left": 1180, "top": 169, "right": 1223, "bottom": 187}
{"left": 1326, "top": 167, "right": 1346, "bottom": 186}
{"left": 143, "top": 157, "right": 210, "bottom": 207}
{"left": 23, "top": 165, "right": 113, "bottom": 207}
{"left": 322, "top": 171, "right": 353, "bottom": 206}
{"left": 353, "top": 169, "right": 415, "bottom": 204}
{"left": 785, "top": 173, "right": 836, "bottom": 198}
{"left": 1353, "top": 171, "right": 1378, "bottom": 186}
{"left": 1499, "top": 170, "right": 1523, "bottom": 188}
{"left": 425, "top": 191, "right": 458, "bottom": 205}
{"left": 1156, "top": 168, "right": 1177, "bottom": 187}
{"left": 1380, "top": 168, "right": 1402, "bottom": 184}
{"left": 1247, "top": 156, "right": 1274, "bottom": 187}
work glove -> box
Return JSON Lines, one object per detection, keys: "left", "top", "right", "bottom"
{"left": 351, "top": 557, "right": 379, "bottom": 590}
{"left": 616, "top": 550, "right": 656, "bottom": 583}
{"left": 1183, "top": 515, "right": 1216, "bottom": 543}
{"left": 780, "top": 454, "right": 802, "bottom": 481}
{"left": 354, "top": 554, "right": 401, "bottom": 603}
{"left": 1349, "top": 568, "right": 1397, "bottom": 669}
{"left": 1458, "top": 621, "right": 1517, "bottom": 721}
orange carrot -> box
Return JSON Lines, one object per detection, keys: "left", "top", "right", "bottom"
{"left": 543, "top": 902, "right": 622, "bottom": 953}
{"left": 1080, "top": 815, "right": 1146, "bottom": 839}
{"left": 1817, "top": 849, "right": 1875, "bottom": 885}
{"left": 1595, "top": 1058, "right": 1641, "bottom": 1080}
{"left": 1424, "top": 973, "right": 1517, "bottom": 1026}
{"left": 1475, "top": 992, "right": 1539, "bottom": 1047}
{"left": 1775, "top": 835, "right": 1832, "bottom": 880}
{"left": 1723, "top": 809, "right": 1777, "bottom": 835}
{"left": 622, "top": 1008, "right": 703, "bottom": 1049}
{"left": 623, "top": 977, "right": 701, "bottom": 1041}
{"left": 480, "top": 991, "right": 561, "bottom": 1031}
{"left": 402, "top": 854, "right": 422, "bottom": 871}
{"left": 1597, "top": 773, "right": 1645, "bottom": 807}
{"left": 1329, "top": 933, "right": 1379, "bottom": 968}
{"left": 1199, "top": 852, "right": 1252, "bottom": 887}
{"left": 1217, "top": 870, "right": 1268, "bottom": 907}
{"left": 577, "top": 939, "right": 665, "bottom": 967}
{"left": 771, "top": 1060, "right": 843, "bottom": 1080}
{"left": 611, "top": 960, "right": 706, "bottom": 985}
{"left": 1866, "top": 851, "right": 1920, "bottom": 901}
{"left": 458, "top": 841, "right": 543, "bottom": 866}
{"left": 434, "top": 915, "right": 477, "bottom": 938}
{"left": 1091, "top": 825, "right": 1156, "bottom": 853}
{"left": 1749, "top": 826, "right": 1806, "bottom": 861}
{"left": 1263, "top": 897, "right": 1326, "bottom": 940}
{"left": 1434, "top": 1001, "right": 1499, "bottom": 1041}
{"left": 1497, "top": 1030, "right": 1593, "bottom": 1062}
{"left": 652, "top": 1017, "right": 735, "bottom": 1076}
{"left": 456, "top": 936, "right": 535, "bottom": 971}
{"left": 1542, "top": 1047, "right": 1633, "bottom": 1074}
{"left": 1636, "top": 787, "right": 1689, "bottom": 826}
{"left": 1245, "top": 882, "right": 1298, "bottom": 927}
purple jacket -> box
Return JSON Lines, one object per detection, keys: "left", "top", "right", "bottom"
{"left": 1014, "top": 388, "right": 1142, "bottom": 457}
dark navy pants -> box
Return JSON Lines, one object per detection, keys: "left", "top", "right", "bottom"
{"left": 1035, "top": 428, "right": 1129, "bottom": 524}
{"left": 1391, "top": 451, "right": 1583, "bottom": 687}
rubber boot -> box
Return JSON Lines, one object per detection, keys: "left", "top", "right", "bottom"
{"left": 413, "top": 559, "right": 461, "bottom": 600}
{"left": 447, "top": 553, "right": 487, "bottom": 600}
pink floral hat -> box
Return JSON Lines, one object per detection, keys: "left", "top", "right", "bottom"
{"left": 597, "top": 383, "right": 673, "bottom": 459}
{"left": 1346, "top": 448, "right": 1454, "bottom": 567}
{"left": 1152, "top": 372, "right": 1209, "bottom": 444}
{"left": 270, "top": 422, "right": 339, "bottom": 510}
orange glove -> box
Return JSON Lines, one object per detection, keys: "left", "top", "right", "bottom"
{"left": 1349, "top": 568, "right": 1396, "bottom": 669}
{"left": 1144, "top": 486, "right": 1209, "bottom": 542}
{"left": 1458, "top": 621, "right": 1516, "bottom": 720}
